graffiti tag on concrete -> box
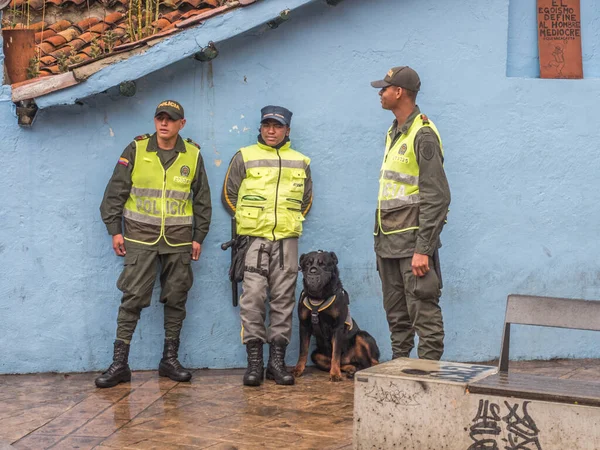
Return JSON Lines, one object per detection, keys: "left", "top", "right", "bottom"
{"left": 468, "top": 399, "right": 542, "bottom": 450}
{"left": 364, "top": 381, "right": 423, "bottom": 407}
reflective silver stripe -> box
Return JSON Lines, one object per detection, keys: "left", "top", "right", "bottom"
{"left": 245, "top": 159, "right": 307, "bottom": 170}
{"left": 124, "top": 209, "right": 193, "bottom": 225}
{"left": 165, "top": 190, "right": 190, "bottom": 200}
{"left": 380, "top": 170, "right": 419, "bottom": 186}
{"left": 131, "top": 187, "right": 190, "bottom": 200}
{"left": 379, "top": 195, "right": 421, "bottom": 210}
{"left": 165, "top": 216, "right": 193, "bottom": 225}
{"left": 130, "top": 187, "right": 162, "bottom": 198}
{"left": 123, "top": 209, "right": 162, "bottom": 225}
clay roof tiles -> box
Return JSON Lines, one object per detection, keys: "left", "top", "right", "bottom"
{"left": 6, "top": 0, "right": 234, "bottom": 78}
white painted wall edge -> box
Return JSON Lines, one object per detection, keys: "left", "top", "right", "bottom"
{"left": 35, "top": 0, "right": 319, "bottom": 109}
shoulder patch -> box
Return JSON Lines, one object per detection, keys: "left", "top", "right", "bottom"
{"left": 185, "top": 138, "right": 201, "bottom": 149}
{"left": 134, "top": 134, "right": 150, "bottom": 141}
{"left": 420, "top": 114, "right": 430, "bottom": 125}
{"left": 421, "top": 141, "right": 436, "bottom": 161}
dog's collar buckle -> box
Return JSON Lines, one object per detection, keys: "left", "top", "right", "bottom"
{"left": 311, "top": 310, "right": 319, "bottom": 325}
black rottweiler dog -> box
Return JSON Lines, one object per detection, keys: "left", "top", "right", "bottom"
{"left": 293, "top": 251, "right": 380, "bottom": 382}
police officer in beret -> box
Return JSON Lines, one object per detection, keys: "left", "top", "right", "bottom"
{"left": 97, "top": 100, "right": 212, "bottom": 388}
{"left": 371, "top": 67, "right": 451, "bottom": 361}
{"left": 222, "top": 106, "right": 313, "bottom": 386}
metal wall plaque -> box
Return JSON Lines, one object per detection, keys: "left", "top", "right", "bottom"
{"left": 538, "top": 0, "right": 583, "bottom": 79}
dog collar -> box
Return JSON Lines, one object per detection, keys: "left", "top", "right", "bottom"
{"left": 302, "top": 294, "right": 337, "bottom": 312}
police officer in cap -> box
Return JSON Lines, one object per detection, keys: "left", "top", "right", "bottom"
{"left": 222, "top": 106, "right": 313, "bottom": 386}
{"left": 97, "top": 100, "right": 212, "bottom": 388}
{"left": 371, "top": 67, "right": 451, "bottom": 360}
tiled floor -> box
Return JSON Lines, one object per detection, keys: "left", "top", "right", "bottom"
{"left": 0, "top": 359, "right": 599, "bottom": 450}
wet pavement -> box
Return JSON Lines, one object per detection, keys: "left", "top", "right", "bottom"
{"left": 0, "top": 359, "right": 598, "bottom": 449}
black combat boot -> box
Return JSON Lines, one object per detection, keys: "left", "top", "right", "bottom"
{"left": 243, "top": 339, "right": 264, "bottom": 386}
{"left": 266, "top": 337, "right": 294, "bottom": 385}
{"left": 158, "top": 338, "right": 192, "bottom": 382}
{"left": 95, "top": 340, "right": 132, "bottom": 388}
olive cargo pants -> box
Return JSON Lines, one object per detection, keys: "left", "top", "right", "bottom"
{"left": 377, "top": 255, "right": 444, "bottom": 360}
{"left": 115, "top": 247, "right": 193, "bottom": 342}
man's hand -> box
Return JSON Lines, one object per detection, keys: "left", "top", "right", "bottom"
{"left": 112, "top": 234, "right": 126, "bottom": 257}
{"left": 411, "top": 253, "right": 429, "bottom": 277}
{"left": 192, "top": 241, "right": 202, "bottom": 261}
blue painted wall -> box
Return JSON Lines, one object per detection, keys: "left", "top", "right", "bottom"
{"left": 1, "top": 0, "right": 600, "bottom": 374}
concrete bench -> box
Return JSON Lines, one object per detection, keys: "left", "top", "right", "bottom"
{"left": 353, "top": 294, "right": 600, "bottom": 449}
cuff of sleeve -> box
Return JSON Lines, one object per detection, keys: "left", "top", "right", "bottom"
{"left": 193, "top": 232, "right": 206, "bottom": 244}
{"left": 415, "top": 240, "right": 433, "bottom": 256}
{"left": 106, "top": 223, "right": 122, "bottom": 236}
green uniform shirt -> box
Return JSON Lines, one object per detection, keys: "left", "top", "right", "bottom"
{"left": 100, "top": 133, "right": 212, "bottom": 253}
{"left": 374, "top": 106, "right": 451, "bottom": 258}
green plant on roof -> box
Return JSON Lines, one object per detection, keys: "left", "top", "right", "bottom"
{"left": 102, "top": 29, "right": 117, "bottom": 53}
{"left": 26, "top": 55, "right": 40, "bottom": 79}
{"left": 1, "top": 0, "right": 35, "bottom": 29}
{"left": 126, "top": 0, "right": 160, "bottom": 43}
{"left": 90, "top": 38, "right": 103, "bottom": 59}
{"left": 56, "top": 51, "right": 69, "bottom": 73}
{"left": 68, "top": 47, "right": 81, "bottom": 66}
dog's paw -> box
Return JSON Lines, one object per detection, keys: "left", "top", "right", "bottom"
{"left": 329, "top": 373, "right": 343, "bottom": 382}
{"left": 292, "top": 366, "right": 305, "bottom": 378}
{"left": 345, "top": 370, "right": 356, "bottom": 379}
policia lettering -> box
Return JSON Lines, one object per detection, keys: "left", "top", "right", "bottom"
{"left": 123, "top": 137, "right": 199, "bottom": 246}
{"left": 236, "top": 141, "right": 309, "bottom": 240}
{"left": 375, "top": 114, "right": 442, "bottom": 235}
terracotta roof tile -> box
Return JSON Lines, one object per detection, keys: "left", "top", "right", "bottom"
{"left": 19, "top": 0, "right": 245, "bottom": 82}
{"left": 180, "top": 0, "right": 217, "bottom": 10}
{"left": 57, "top": 28, "right": 81, "bottom": 42}
{"left": 151, "top": 18, "right": 171, "bottom": 30}
{"left": 50, "top": 45, "right": 75, "bottom": 59}
{"left": 88, "top": 22, "right": 111, "bottom": 33}
{"left": 75, "top": 17, "right": 101, "bottom": 31}
{"left": 160, "top": 10, "right": 183, "bottom": 22}
{"left": 74, "top": 32, "right": 94, "bottom": 44}
{"left": 40, "top": 55, "right": 57, "bottom": 66}
{"left": 35, "top": 29, "right": 56, "bottom": 43}
{"left": 48, "top": 20, "right": 72, "bottom": 33}
{"left": 68, "top": 38, "right": 87, "bottom": 51}
{"left": 30, "top": 21, "right": 48, "bottom": 33}
{"left": 45, "top": 35, "right": 68, "bottom": 47}
{"left": 38, "top": 42, "right": 56, "bottom": 55}
{"left": 40, "top": 64, "right": 61, "bottom": 75}
{"left": 180, "top": 7, "right": 212, "bottom": 20}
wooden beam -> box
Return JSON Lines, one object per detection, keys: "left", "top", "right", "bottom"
{"left": 11, "top": 72, "right": 78, "bottom": 102}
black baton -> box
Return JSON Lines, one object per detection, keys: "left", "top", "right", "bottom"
{"left": 220, "top": 216, "right": 239, "bottom": 307}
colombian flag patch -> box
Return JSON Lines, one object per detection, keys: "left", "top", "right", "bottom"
{"left": 118, "top": 157, "right": 129, "bottom": 167}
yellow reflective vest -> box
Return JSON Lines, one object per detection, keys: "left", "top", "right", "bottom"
{"left": 235, "top": 141, "right": 310, "bottom": 240}
{"left": 375, "top": 114, "right": 443, "bottom": 235}
{"left": 123, "top": 137, "right": 199, "bottom": 246}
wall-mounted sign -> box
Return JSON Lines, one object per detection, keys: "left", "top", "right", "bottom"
{"left": 538, "top": 0, "right": 583, "bottom": 78}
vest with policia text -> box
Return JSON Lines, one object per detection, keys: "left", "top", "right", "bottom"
{"left": 123, "top": 136, "right": 200, "bottom": 246}
{"left": 235, "top": 141, "right": 310, "bottom": 241}
{"left": 375, "top": 114, "right": 443, "bottom": 235}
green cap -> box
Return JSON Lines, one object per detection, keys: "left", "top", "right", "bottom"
{"left": 371, "top": 66, "right": 421, "bottom": 92}
{"left": 155, "top": 100, "right": 185, "bottom": 120}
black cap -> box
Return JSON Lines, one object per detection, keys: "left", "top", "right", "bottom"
{"left": 260, "top": 105, "right": 292, "bottom": 126}
{"left": 371, "top": 66, "right": 421, "bottom": 92}
{"left": 155, "top": 100, "right": 185, "bottom": 120}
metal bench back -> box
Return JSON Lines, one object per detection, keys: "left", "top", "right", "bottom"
{"left": 499, "top": 294, "right": 600, "bottom": 372}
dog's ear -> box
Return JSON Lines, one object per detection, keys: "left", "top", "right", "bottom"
{"left": 299, "top": 253, "right": 307, "bottom": 269}
{"left": 329, "top": 252, "right": 338, "bottom": 265}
